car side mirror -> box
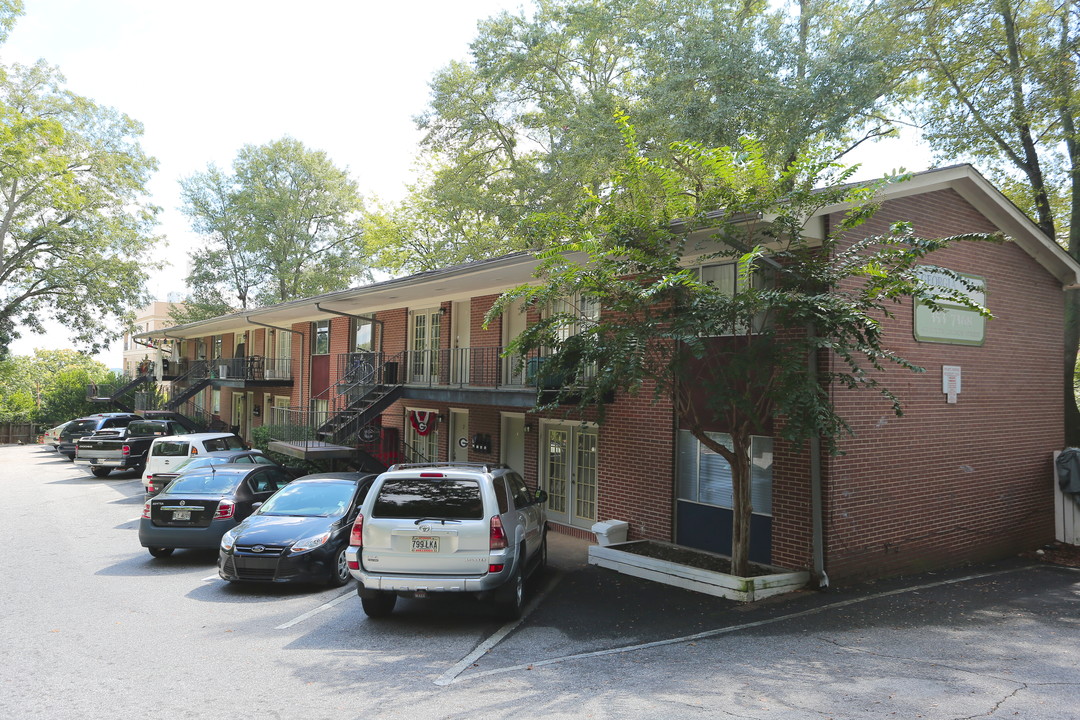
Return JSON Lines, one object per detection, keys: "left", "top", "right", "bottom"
{"left": 535, "top": 489, "right": 548, "bottom": 504}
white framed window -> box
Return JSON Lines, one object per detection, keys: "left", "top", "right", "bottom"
{"left": 313, "top": 320, "right": 330, "bottom": 355}
{"left": 698, "top": 261, "right": 769, "bottom": 335}
{"left": 676, "top": 430, "right": 773, "bottom": 515}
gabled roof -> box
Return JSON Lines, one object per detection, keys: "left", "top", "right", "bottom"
{"left": 136, "top": 164, "right": 1080, "bottom": 342}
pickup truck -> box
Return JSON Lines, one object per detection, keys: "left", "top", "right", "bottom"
{"left": 74, "top": 418, "right": 193, "bottom": 477}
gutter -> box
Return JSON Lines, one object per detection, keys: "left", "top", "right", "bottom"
{"left": 315, "top": 302, "right": 386, "bottom": 355}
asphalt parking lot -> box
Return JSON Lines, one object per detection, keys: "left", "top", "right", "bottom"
{"left": 3, "top": 443, "right": 1079, "bottom": 719}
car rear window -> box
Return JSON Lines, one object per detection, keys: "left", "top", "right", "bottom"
{"left": 153, "top": 441, "right": 190, "bottom": 457}
{"left": 204, "top": 436, "right": 245, "bottom": 451}
{"left": 65, "top": 420, "right": 98, "bottom": 434}
{"left": 372, "top": 478, "right": 484, "bottom": 520}
{"left": 167, "top": 470, "right": 240, "bottom": 495}
{"left": 127, "top": 421, "right": 170, "bottom": 436}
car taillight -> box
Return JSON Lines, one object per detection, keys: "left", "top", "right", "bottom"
{"left": 141, "top": 500, "right": 151, "bottom": 519}
{"left": 214, "top": 500, "right": 234, "bottom": 520}
{"left": 489, "top": 515, "right": 507, "bottom": 550}
{"left": 350, "top": 513, "right": 363, "bottom": 546}
{"left": 122, "top": 444, "right": 131, "bottom": 458}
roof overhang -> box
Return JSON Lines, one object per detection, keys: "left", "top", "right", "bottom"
{"left": 819, "top": 164, "right": 1080, "bottom": 287}
{"left": 136, "top": 252, "right": 550, "bottom": 341}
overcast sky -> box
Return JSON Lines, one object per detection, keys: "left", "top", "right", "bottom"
{"left": 4, "top": 0, "right": 932, "bottom": 362}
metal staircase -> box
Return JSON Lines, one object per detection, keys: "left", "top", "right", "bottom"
{"left": 315, "top": 353, "right": 404, "bottom": 446}
{"left": 86, "top": 373, "right": 153, "bottom": 413}
{"left": 165, "top": 360, "right": 211, "bottom": 411}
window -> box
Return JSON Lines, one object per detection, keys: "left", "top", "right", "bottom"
{"left": 698, "top": 261, "right": 769, "bottom": 335}
{"left": 313, "top": 320, "right": 330, "bottom": 355}
{"left": 372, "top": 479, "right": 484, "bottom": 519}
{"left": 212, "top": 389, "right": 221, "bottom": 414}
{"left": 353, "top": 318, "right": 374, "bottom": 352}
{"left": 677, "top": 431, "right": 772, "bottom": 515}
{"left": 212, "top": 335, "right": 222, "bottom": 358}
{"left": 544, "top": 293, "right": 599, "bottom": 383}
{"left": 494, "top": 478, "right": 510, "bottom": 514}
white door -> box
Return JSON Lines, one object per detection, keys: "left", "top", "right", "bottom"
{"left": 541, "top": 422, "right": 598, "bottom": 529}
{"left": 405, "top": 407, "right": 440, "bottom": 462}
{"left": 410, "top": 309, "right": 442, "bottom": 384}
{"left": 450, "top": 409, "right": 469, "bottom": 463}
{"left": 502, "top": 299, "right": 527, "bottom": 386}
{"left": 451, "top": 300, "right": 470, "bottom": 385}
{"left": 500, "top": 413, "right": 525, "bottom": 477}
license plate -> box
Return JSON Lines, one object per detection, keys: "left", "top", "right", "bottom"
{"left": 173, "top": 510, "right": 191, "bottom": 521}
{"left": 412, "top": 536, "right": 439, "bottom": 553}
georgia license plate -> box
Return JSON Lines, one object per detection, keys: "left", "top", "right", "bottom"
{"left": 173, "top": 510, "right": 191, "bottom": 521}
{"left": 411, "top": 536, "right": 439, "bottom": 552}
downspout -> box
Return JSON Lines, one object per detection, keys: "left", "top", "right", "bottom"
{"left": 246, "top": 320, "right": 305, "bottom": 395}
{"left": 811, "top": 212, "right": 829, "bottom": 589}
{"left": 808, "top": 323, "right": 828, "bottom": 588}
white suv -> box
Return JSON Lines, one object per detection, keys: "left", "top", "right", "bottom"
{"left": 346, "top": 462, "right": 547, "bottom": 618}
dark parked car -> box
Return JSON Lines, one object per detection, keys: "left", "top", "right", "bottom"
{"left": 57, "top": 413, "right": 141, "bottom": 461}
{"left": 138, "top": 464, "right": 296, "bottom": 558}
{"left": 145, "top": 450, "right": 304, "bottom": 496}
{"left": 219, "top": 472, "right": 376, "bottom": 587}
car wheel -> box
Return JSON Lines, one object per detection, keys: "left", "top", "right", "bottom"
{"left": 90, "top": 467, "right": 112, "bottom": 478}
{"left": 147, "top": 547, "right": 174, "bottom": 558}
{"left": 360, "top": 590, "right": 396, "bottom": 618}
{"left": 497, "top": 559, "right": 525, "bottom": 620}
{"left": 328, "top": 547, "right": 351, "bottom": 587}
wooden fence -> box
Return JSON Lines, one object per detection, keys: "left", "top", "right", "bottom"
{"left": 1055, "top": 450, "right": 1080, "bottom": 545}
{"left": 0, "top": 422, "right": 36, "bottom": 444}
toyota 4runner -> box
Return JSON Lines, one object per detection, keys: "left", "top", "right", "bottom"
{"left": 345, "top": 462, "right": 547, "bottom": 619}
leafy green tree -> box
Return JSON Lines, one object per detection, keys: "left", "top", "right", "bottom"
{"left": 176, "top": 137, "right": 370, "bottom": 323}
{"left": 0, "top": 349, "right": 115, "bottom": 423}
{"left": 0, "top": 57, "right": 161, "bottom": 356}
{"left": 490, "top": 119, "right": 994, "bottom": 576}
{"left": 369, "top": 0, "right": 906, "bottom": 270}
{"left": 899, "top": 0, "right": 1080, "bottom": 442}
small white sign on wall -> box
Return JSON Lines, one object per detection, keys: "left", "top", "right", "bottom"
{"left": 942, "top": 365, "right": 961, "bottom": 404}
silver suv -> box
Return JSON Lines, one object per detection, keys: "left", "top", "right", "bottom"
{"left": 346, "top": 462, "right": 547, "bottom": 619}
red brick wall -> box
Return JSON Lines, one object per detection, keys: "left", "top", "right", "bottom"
{"left": 794, "top": 188, "right": 1064, "bottom": 581}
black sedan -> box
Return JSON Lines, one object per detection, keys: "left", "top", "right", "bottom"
{"left": 139, "top": 463, "right": 296, "bottom": 558}
{"left": 218, "top": 472, "right": 376, "bottom": 587}
{"left": 146, "top": 450, "right": 304, "bottom": 496}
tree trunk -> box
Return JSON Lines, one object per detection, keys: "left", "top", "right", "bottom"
{"left": 728, "top": 432, "right": 753, "bottom": 577}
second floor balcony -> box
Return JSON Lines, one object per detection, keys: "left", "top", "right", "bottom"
{"left": 164, "top": 356, "right": 294, "bottom": 384}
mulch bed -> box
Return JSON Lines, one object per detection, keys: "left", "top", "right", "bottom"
{"left": 614, "top": 540, "right": 775, "bottom": 578}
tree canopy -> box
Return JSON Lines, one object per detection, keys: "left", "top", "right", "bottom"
{"left": 490, "top": 118, "right": 995, "bottom": 575}
{"left": 898, "top": 0, "right": 1080, "bottom": 441}
{"left": 0, "top": 55, "right": 161, "bottom": 357}
{"left": 0, "top": 348, "right": 116, "bottom": 424}
{"left": 175, "top": 137, "right": 370, "bottom": 324}
{"left": 366, "top": 0, "right": 907, "bottom": 273}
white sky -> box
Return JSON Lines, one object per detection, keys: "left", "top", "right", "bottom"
{"left": 4, "top": 0, "right": 933, "bottom": 363}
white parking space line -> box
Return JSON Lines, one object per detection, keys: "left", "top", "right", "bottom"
{"left": 443, "top": 565, "right": 1037, "bottom": 685}
{"left": 275, "top": 589, "right": 354, "bottom": 630}
{"left": 434, "top": 572, "right": 563, "bottom": 687}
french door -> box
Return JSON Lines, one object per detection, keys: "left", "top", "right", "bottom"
{"left": 410, "top": 309, "right": 441, "bottom": 384}
{"left": 541, "top": 422, "right": 598, "bottom": 529}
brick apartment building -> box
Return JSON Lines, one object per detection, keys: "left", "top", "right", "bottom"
{"left": 136, "top": 165, "right": 1080, "bottom": 584}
